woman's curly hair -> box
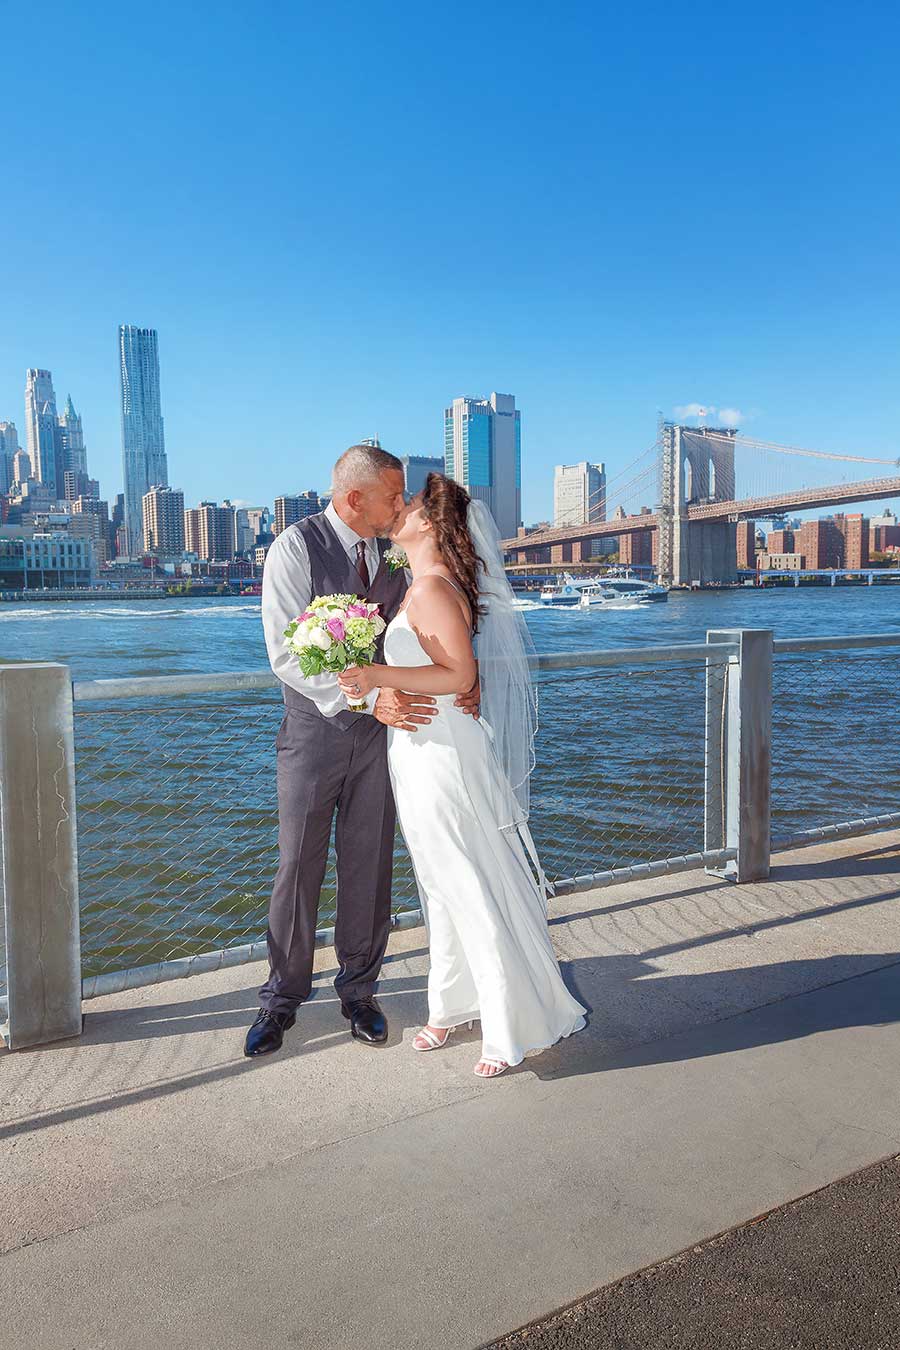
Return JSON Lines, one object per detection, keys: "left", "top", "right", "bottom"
{"left": 421, "top": 472, "right": 486, "bottom": 631}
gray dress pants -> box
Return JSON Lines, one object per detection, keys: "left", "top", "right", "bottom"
{"left": 258, "top": 702, "right": 396, "bottom": 1014}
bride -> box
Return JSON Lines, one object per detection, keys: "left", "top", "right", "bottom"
{"left": 338, "top": 472, "right": 586, "bottom": 1078}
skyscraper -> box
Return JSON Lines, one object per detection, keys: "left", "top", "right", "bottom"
{"left": 444, "top": 393, "right": 521, "bottom": 539}
{"left": 553, "top": 461, "right": 606, "bottom": 526}
{"left": 119, "top": 325, "right": 168, "bottom": 555}
{"left": 274, "top": 491, "right": 320, "bottom": 535}
{"left": 0, "top": 421, "right": 20, "bottom": 494}
{"left": 143, "top": 486, "right": 186, "bottom": 556}
{"left": 11, "top": 449, "right": 31, "bottom": 486}
{"left": 184, "top": 501, "right": 235, "bottom": 561}
{"left": 25, "top": 368, "right": 63, "bottom": 492}
{"left": 58, "top": 394, "right": 88, "bottom": 478}
{"left": 245, "top": 506, "right": 273, "bottom": 546}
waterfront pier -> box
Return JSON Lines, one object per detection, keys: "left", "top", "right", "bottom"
{"left": 4, "top": 831, "right": 900, "bottom": 1348}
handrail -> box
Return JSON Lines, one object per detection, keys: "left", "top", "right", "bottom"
{"left": 68, "top": 632, "right": 900, "bottom": 701}
{"left": 772, "top": 633, "right": 900, "bottom": 654}
{"left": 71, "top": 640, "right": 740, "bottom": 701}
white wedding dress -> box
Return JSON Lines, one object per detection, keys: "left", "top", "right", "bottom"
{"left": 385, "top": 608, "right": 587, "bottom": 1067}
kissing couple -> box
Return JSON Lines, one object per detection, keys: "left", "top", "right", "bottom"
{"left": 246, "top": 443, "right": 585, "bottom": 1077}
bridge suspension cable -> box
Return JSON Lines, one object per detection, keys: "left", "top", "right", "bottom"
{"left": 700, "top": 429, "right": 900, "bottom": 468}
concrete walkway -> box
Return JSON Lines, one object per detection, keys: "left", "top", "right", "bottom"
{"left": 3, "top": 831, "right": 900, "bottom": 1349}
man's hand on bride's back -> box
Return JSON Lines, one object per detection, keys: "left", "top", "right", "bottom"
{"left": 373, "top": 688, "right": 438, "bottom": 731}
{"left": 455, "top": 670, "right": 480, "bottom": 719}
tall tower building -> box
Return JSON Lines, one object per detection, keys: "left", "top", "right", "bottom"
{"left": 11, "top": 449, "right": 31, "bottom": 486}
{"left": 58, "top": 395, "right": 88, "bottom": 477}
{"left": 553, "top": 461, "right": 606, "bottom": 527}
{"left": 25, "top": 368, "right": 63, "bottom": 493}
{"left": 119, "top": 325, "right": 168, "bottom": 555}
{"left": 246, "top": 506, "right": 273, "bottom": 545}
{"left": 184, "top": 501, "right": 235, "bottom": 561}
{"left": 274, "top": 491, "right": 320, "bottom": 535}
{"left": 0, "top": 422, "right": 20, "bottom": 494}
{"left": 444, "top": 392, "right": 521, "bottom": 539}
{"left": 143, "top": 486, "right": 186, "bottom": 556}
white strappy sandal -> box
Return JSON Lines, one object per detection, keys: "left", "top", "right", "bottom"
{"left": 474, "top": 1056, "right": 509, "bottom": 1078}
{"left": 412, "top": 1021, "right": 475, "bottom": 1052}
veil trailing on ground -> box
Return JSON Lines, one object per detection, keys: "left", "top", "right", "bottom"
{"left": 467, "top": 499, "right": 539, "bottom": 833}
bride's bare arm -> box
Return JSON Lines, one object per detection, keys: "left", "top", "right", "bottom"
{"left": 338, "top": 577, "right": 476, "bottom": 698}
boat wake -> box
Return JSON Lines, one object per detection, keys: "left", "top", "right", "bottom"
{"left": 0, "top": 602, "right": 262, "bottom": 621}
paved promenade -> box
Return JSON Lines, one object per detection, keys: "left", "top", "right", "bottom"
{"left": 3, "top": 831, "right": 900, "bottom": 1349}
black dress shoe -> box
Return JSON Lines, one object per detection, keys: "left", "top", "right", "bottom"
{"left": 341, "top": 996, "right": 388, "bottom": 1045}
{"left": 244, "top": 1009, "right": 296, "bottom": 1057}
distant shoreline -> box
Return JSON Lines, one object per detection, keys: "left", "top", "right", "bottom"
{"left": 0, "top": 589, "right": 259, "bottom": 604}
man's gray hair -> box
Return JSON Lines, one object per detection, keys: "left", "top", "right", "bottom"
{"left": 332, "top": 444, "right": 404, "bottom": 493}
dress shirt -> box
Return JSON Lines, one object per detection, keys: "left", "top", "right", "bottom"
{"left": 261, "top": 502, "right": 382, "bottom": 716}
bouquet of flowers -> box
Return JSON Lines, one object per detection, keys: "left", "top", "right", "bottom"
{"left": 284, "top": 593, "right": 386, "bottom": 711}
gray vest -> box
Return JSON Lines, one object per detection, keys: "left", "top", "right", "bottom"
{"left": 282, "top": 512, "right": 409, "bottom": 726}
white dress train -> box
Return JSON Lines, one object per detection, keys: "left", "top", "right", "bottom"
{"left": 385, "top": 611, "right": 586, "bottom": 1067}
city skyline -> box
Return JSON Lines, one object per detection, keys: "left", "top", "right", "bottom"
{"left": 1, "top": 342, "right": 900, "bottom": 531}
{"left": 4, "top": 340, "right": 900, "bottom": 536}
{"left": 3, "top": 332, "right": 899, "bottom": 530}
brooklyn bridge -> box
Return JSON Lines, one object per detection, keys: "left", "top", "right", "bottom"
{"left": 503, "top": 423, "right": 900, "bottom": 585}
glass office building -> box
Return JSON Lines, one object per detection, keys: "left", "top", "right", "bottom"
{"left": 119, "top": 325, "right": 168, "bottom": 555}
{"left": 443, "top": 392, "right": 521, "bottom": 539}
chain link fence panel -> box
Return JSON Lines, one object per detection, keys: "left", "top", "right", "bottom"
{"left": 771, "top": 649, "right": 900, "bottom": 841}
{"left": 74, "top": 660, "right": 720, "bottom": 981}
{"left": 532, "top": 661, "right": 716, "bottom": 881}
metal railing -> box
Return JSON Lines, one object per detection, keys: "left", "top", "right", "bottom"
{"left": 2, "top": 628, "right": 898, "bottom": 1050}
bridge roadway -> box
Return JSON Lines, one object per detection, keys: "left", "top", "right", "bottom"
{"left": 503, "top": 473, "right": 900, "bottom": 555}
{"left": 4, "top": 829, "right": 900, "bottom": 1349}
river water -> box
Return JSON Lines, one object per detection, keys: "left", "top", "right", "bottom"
{"left": 2, "top": 585, "right": 897, "bottom": 978}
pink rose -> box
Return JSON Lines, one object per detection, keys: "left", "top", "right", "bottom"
{"left": 326, "top": 616, "right": 346, "bottom": 642}
{"left": 296, "top": 610, "right": 314, "bottom": 623}
{"left": 346, "top": 604, "right": 368, "bottom": 617}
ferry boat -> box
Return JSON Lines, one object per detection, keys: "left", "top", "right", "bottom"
{"left": 537, "top": 569, "right": 668, "bottom": 608}
{"left": 578, "top": 568, "right": 668, "bottom": 607}
{"left": 536, "top": 574, "right": 598, "bottom": 606}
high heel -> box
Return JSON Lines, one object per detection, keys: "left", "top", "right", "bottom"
{"left": 412, "top": 1020, "right": 475, "bottom": 1052}
{"left": 474, "top": 1056, "right": 509, "bottom": 1078}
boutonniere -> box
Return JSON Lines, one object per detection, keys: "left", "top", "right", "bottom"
{"left": 384, "top": 545, "right": 408, "bottom": 574}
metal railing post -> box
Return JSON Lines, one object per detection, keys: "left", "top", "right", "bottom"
{"left": 705, "top": 629, "right": 772, "bottom": 882}
{"left": 0, "top": 663, "right": 83, "bottom": 1049}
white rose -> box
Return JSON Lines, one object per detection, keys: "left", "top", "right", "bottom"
{"left": 289, "top": 620, "right": 311, "bottom": 648}
{"left": 371, "top": 615, "right": 386, "bottom": 635}
{"left": 308, "top": 627, "right": 334, "bottom": 651}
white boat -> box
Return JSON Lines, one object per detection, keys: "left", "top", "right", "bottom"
{"left": 536, "top": 574, "right": 599, "bottom": 607}
{"left": 577, "top": 568, "right": 669, "bottom": 608}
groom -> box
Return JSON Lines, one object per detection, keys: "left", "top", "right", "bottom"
{"left": 246, "top": 444, "right": 470, "bottom": 1057}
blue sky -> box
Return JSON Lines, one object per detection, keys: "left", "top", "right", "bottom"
{"left": 2, "top": 0, "right": 899, "bottom": 523}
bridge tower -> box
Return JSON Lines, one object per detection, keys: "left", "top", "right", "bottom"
{"left": 658, "top": 423, "right": 739, "bottom": 586}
